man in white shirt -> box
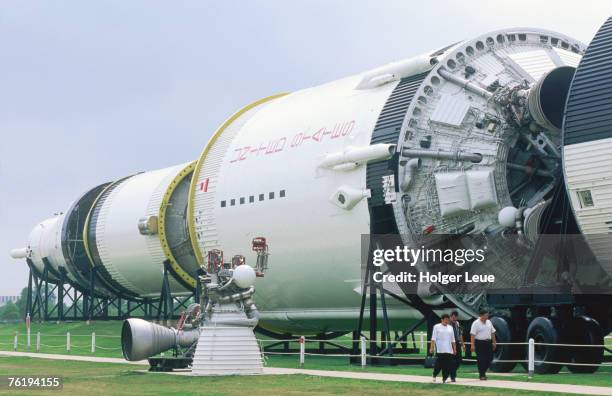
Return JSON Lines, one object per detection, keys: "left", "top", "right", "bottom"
{"left": 429, "top": 313, "right": 456, "bottom": 383}
{"left": 470, "top": 309, "right": 497, "bottom": 380}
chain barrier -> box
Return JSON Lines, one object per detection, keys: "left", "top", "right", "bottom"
{"left": 1, "top": 333, "right": 611, "bottom": 373}
{"left": 258, "top": 336, "right": 612, "bottom": 375}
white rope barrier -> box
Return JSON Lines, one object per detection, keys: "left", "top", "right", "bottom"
{"left": 259, "top": 336, "right": 612, "bottom": 376}
{"left": 38, "top": 343, "right": 66, "bottom": 348}
{"left": 259, "top": 351, "right": 301, "bottom": 356}
{"left": 69, "top": 344, "right": 91, "bottom": 349}
{"left": 1, "top": 333, "right": 121, "bottom": 339}
{"left": 94, "top": 346, "right": 121, "bottom": 350}
{"left": 2, "top": 330, "right": 611, "bottom": 374}
{"left": 260, "top": 351, "right": 517, "bottom": 363}
{"left": 534, "top": 342, "right": 609, "bottom": 348}
{"left": 1, "top": 331, "right": 119, "bottom": 353}
{"left": 258, "top": 338, "right": 611, "bottom": 347}
{"left": 536, "top": 361, "right": 612, "bottom": 367}
{"left": 304, "top": 352, "right": 362, "bottom": 357}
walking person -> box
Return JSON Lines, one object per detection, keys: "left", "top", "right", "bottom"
{"left": 470, "top": 309, "right": 497, "bottom": 380}
{"left": 449, "top": 310, "right": 465, "bottom": 382}
{"left": 430, "top": 313, "right": 456, "bottom": 383}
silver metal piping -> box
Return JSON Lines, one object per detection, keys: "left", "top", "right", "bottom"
{"left": 402, "top": 148, "right": 482, "bottom": 163}
{"left": 507, "top": 163, "right": 553, "bottom": 178}
{"left": 438, "top": 68, "right": 493, "bottom": 99}
{"left": 399, "top": 158, "right": 422, "bottom": 191}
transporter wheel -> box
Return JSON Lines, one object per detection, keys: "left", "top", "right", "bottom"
{"left": 490, "top": 316, "right": 518, "bottom": 372}
{"left": 566, "top": 316, "right": 604, "bottom": 374}
{"left": 522, "top": 316, "right": 563, "bottom": 374}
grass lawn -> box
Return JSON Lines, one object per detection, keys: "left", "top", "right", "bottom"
{"left": 0, "top": 321, "right": 123, "bottom": 358}
{"left": 0, "top": 356, "right": 581, "bottom": 396}
{"left": 0, "top": 321, "right": 610, "bottom": 389}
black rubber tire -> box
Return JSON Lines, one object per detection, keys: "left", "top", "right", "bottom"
{"left": 523, "top": 316, "right": 563, "bottom": 374}
{"left": 566, "top": 316, "right": 604, "bottom": 374}
{"left": 490, "top": 316, "right": 518, "bottom": 372}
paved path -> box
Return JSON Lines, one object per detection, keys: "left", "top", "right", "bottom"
{"left": 1, "top": 351, "right": 610, "bottom": 395}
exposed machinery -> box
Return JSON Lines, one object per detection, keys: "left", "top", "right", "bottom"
{"left": 121, "top": 238, "right": 269, "bottom": 374}
{"left": 11, "top": 18, "right": 612, "bottom": 373}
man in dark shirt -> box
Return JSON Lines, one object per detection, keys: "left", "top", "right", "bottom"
{"left": 449, "top": 310, "right": 465, "bottom": 382}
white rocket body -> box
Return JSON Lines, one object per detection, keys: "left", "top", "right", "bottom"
{"left": 13, "top": 27, "right": 596, "bottom": 333}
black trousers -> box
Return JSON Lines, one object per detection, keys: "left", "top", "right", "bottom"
{"left": 450, "top": 348, "right": 462, "bottom": 380}
{"left": 475, "top": 339, "right": 493, "bottom": 377}
{"left": 432, "top": 353, "right": 454, "bottom": 381}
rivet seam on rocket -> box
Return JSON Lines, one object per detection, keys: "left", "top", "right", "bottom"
{"left": 187, "top": 92, "right": 290, "bottom": 264}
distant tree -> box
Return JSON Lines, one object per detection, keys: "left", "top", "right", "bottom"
{"left": 15, "top": 287, "right": 29, "bottom": 317}
{"left": 0, "top": 301, "right": 20, "bottom": 320}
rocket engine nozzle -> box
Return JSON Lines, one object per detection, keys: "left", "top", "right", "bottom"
{"left": 527, "top": 65, "right": 575, "bottom": 133}
{"left": 121, "top": 318, "right": 199, "bottom": 361}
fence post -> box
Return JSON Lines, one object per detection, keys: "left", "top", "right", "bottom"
{"left": 91, "top": 332, "right": 96, "bottom": 353}
{"left": 299, "top": 336, "right": 305, "bottom": 368}
{"left": 420, "top": 333, "right": 424, "bottom": 351}
{"left": 66, "top": 332, "right": 71, "bottom": 352}
{"left": 26, "top": 314, "right": 31, "bottom": 350}
{"left": 13, "top": 332, "right": 17, "bottom": 351}
{"left": 36, "top": 332, "right": 41, "bottom": 352}
{"left": 360, "top": 336, "right": 366, "bottom": 367}
{"left": 528, "top": 338, "right": 535, "bottom": 379}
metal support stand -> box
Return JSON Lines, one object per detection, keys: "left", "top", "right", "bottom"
{"left": 156, "top": 261, "right": 199, "bottom": 322}
{"left": 355, "top": 256, "right": 395, "bottom": 364}
{"left": 355, "top": 246, "right": 438, "bottom": 365}
{"left": 25, "top": 259, "right": 44, "bottom": 321}
{"left": 157, "top": 263, "right": 174, "bottom": 322}
{"left": 24, "top": 258, "right": 158, "bottom": 322}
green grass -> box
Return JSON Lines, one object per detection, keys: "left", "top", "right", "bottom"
{"left": 0, "top": 321, "right": 610, "bottom": 389}
{"left": 0, "top": 321, "right": 123, "bottom": 358}
{"left": 267, "top": 355, "right": 612, "bottom": 387}
{"left": 0, "top": 356, "right": 580, "bottom": 396}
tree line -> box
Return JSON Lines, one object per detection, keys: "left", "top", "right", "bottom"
{"left": 0, "top": 288, "right": 29, "bottom": 321}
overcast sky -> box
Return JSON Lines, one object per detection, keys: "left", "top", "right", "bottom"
{"left": 1, "top": 1, "right": 610, "bottom": 296}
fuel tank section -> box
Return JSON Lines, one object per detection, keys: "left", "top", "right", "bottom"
{"left": 188, "top": 76, "right": 411, "bottom": 331}
{"left": 84, "top": 164, "right": 194, "bottom": 297}
{"left": 563, "top": 17, "right": 612, "bottom": 278}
